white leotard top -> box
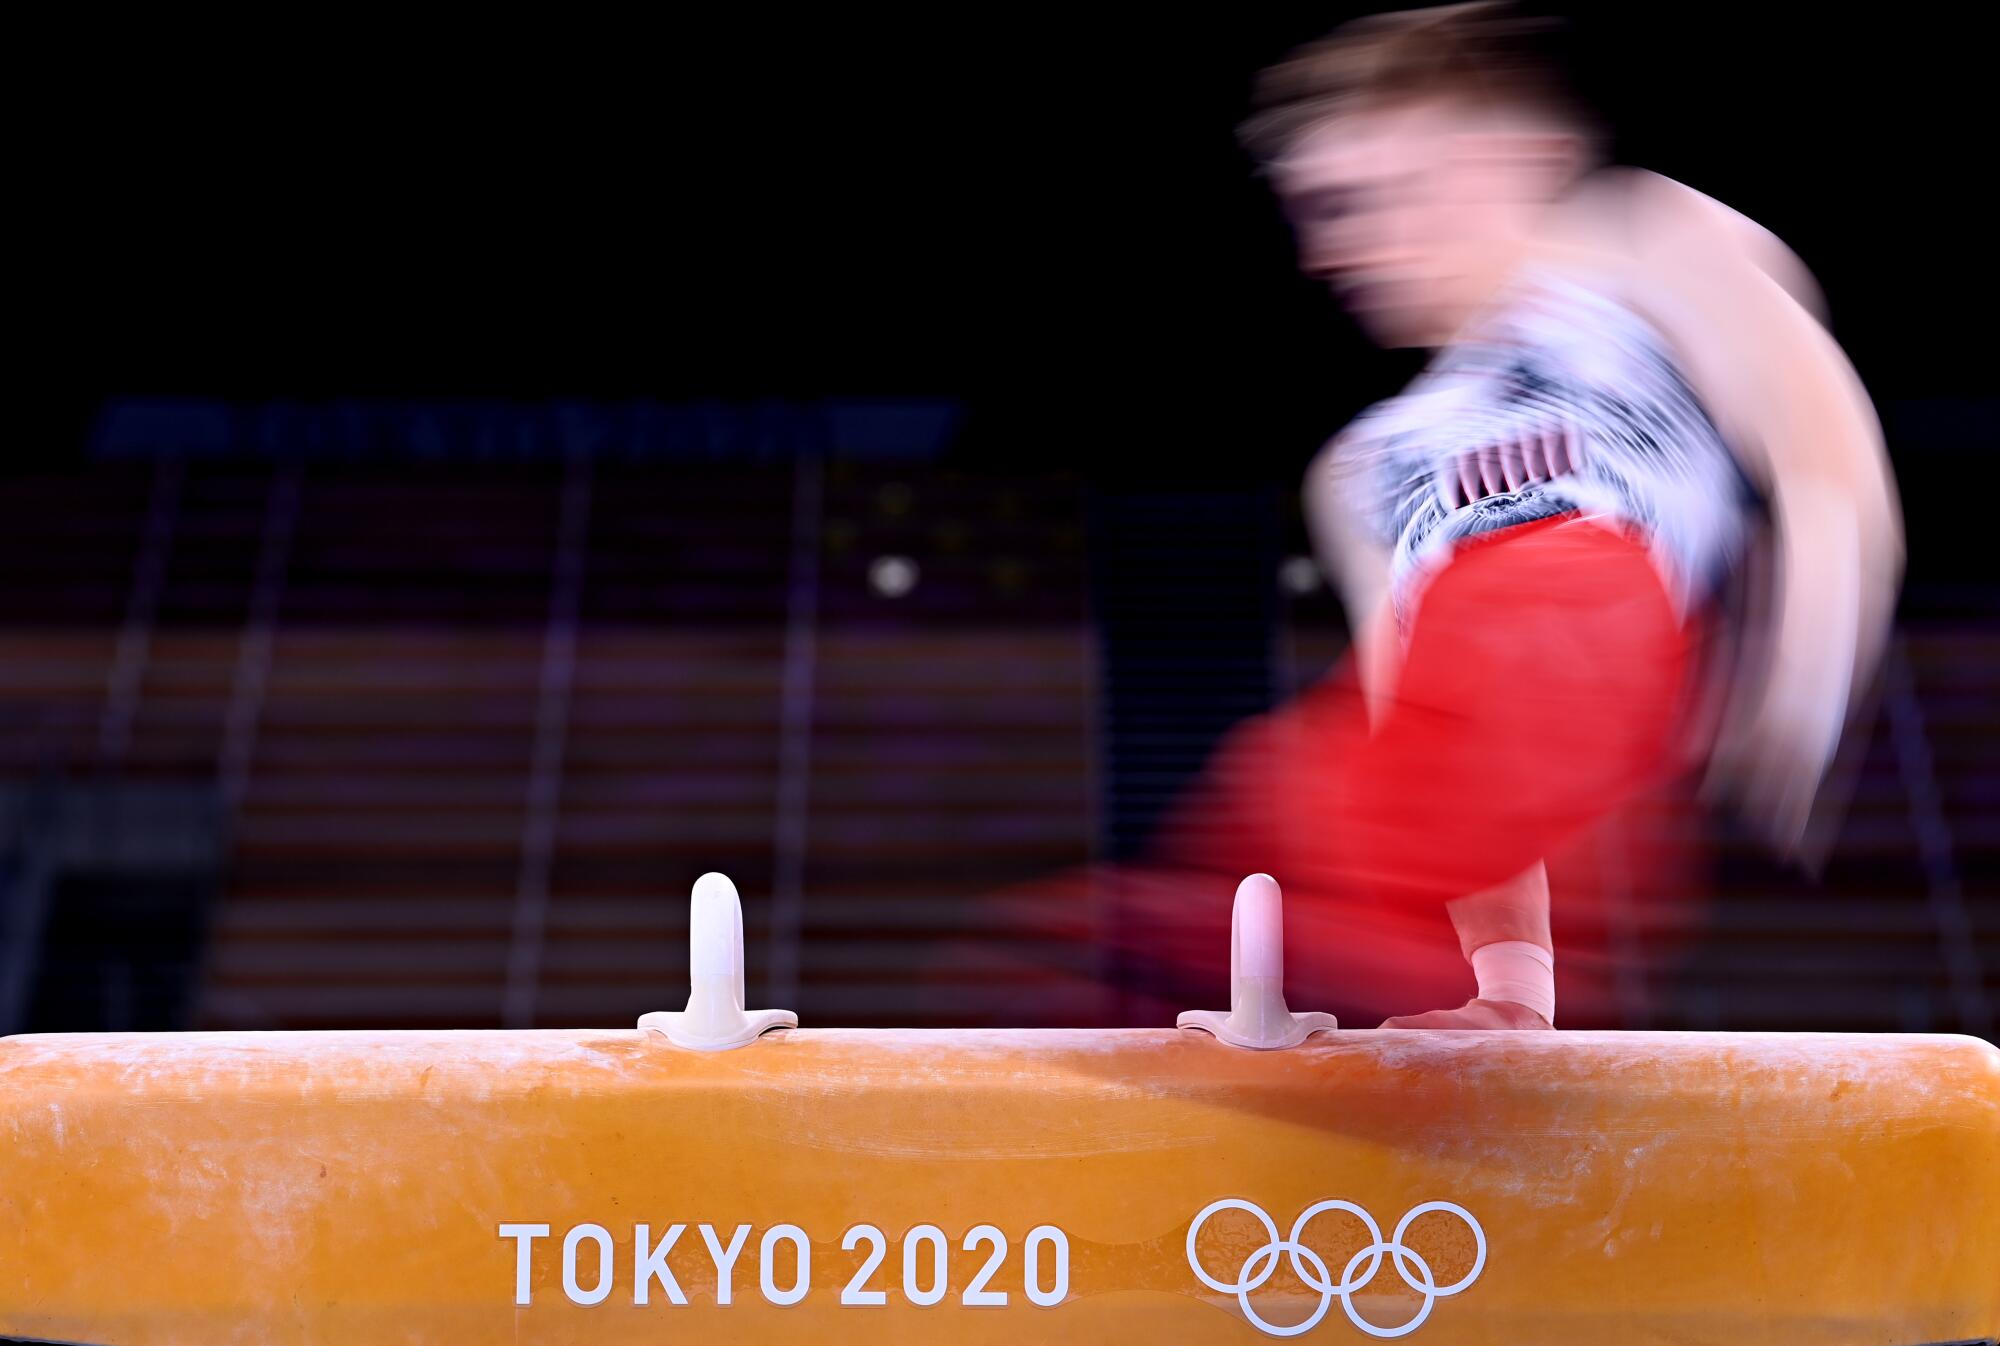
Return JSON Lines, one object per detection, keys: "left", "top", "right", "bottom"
{"left": 1335, "top": 268, "right": 1755, "bottom": 620}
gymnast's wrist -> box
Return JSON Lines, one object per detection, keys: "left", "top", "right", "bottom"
{"left": 1470, "top": 939, "right": 1556, "bottom": 1025}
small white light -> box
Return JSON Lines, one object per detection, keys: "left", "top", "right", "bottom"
{"left": 868, "top": 555, "right": 920, "bottom": 598}
{"left": 1279, "top": 556, "right": 1322, "bottom": 595}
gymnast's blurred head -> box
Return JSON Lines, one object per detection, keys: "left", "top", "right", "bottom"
{"left": 1242, "top": 3, "right": 1603, "bottom": 348}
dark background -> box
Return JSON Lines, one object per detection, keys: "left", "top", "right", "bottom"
{"left": 10, "top": 5, "right": 1996, "bottom": 1038}
{"left": 47, "top": 10, "right": 1995, "bottom": 475}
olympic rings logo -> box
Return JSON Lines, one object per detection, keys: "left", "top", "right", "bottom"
{"left": 1185, "top": 1198, "right": 1486, "bottom": 1338}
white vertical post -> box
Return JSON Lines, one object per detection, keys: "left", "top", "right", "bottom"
{"left": 1177, "top": 873, "right": 1337, "bottom": 1049}
{"left": 640, "top": 872, "right": 797, "bottom": 1050}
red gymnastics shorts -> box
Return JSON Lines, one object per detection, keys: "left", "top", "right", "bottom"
{"left": 1144, "top": 512, "right": 1707, "bottom": 1020}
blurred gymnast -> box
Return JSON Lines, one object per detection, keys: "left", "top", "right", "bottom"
{"left": 993, "top": 2, "right": 1901, "bottom": 1031}
{"left": 1218, "top": 0, "right": 1902, "bottom": 1028}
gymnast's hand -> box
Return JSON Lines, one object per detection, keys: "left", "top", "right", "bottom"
{"left": 1379, "top": 998, "right": 1553, "bottom": 1030}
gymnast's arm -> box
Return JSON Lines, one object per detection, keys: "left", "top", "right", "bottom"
{"left": 1629, "top": 189, "right": 1905, "bottom": 855}
{"left": 1301, "top": 436, "right": 1400, "bottom": 727}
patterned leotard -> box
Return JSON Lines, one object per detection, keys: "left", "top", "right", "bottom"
{"left": 1336, "top": 268, "right": 1755, "bottom": 622}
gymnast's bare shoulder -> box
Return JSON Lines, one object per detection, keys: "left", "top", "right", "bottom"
{"left": 1535, "top": 165, "right": 1902, "bottom": 859}
{"left": 1533, "top": 166, "right": 1826, "bottom": 322}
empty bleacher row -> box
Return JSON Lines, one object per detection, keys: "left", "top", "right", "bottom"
{"left": 0, "top": 455, "right": 1098, "bottom": 1032}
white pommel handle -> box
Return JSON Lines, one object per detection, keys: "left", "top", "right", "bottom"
{"left": 1176, "top": 873, "right": 1337, "bottom": 1049}
{"left": 638, "top": 872, "right": 798, "bottom": 1050}
{"left": 1232, "top": 871, "right": 1284, "bottom": 981}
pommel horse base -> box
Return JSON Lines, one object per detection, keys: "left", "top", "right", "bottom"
{"left": 3, "top": 875, "right": 1995, "bottom": 1344}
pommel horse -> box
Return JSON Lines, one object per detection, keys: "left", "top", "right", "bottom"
{"left": 4, "top": 874, "right": 1995, "bottom": 1344}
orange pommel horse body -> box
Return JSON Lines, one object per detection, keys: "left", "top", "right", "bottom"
{"left": 3, "top": 876, "right": 1996, "bottom": 1345}
{"left": 3, "top": 1027, "right": 1998, "bottom": 1344}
